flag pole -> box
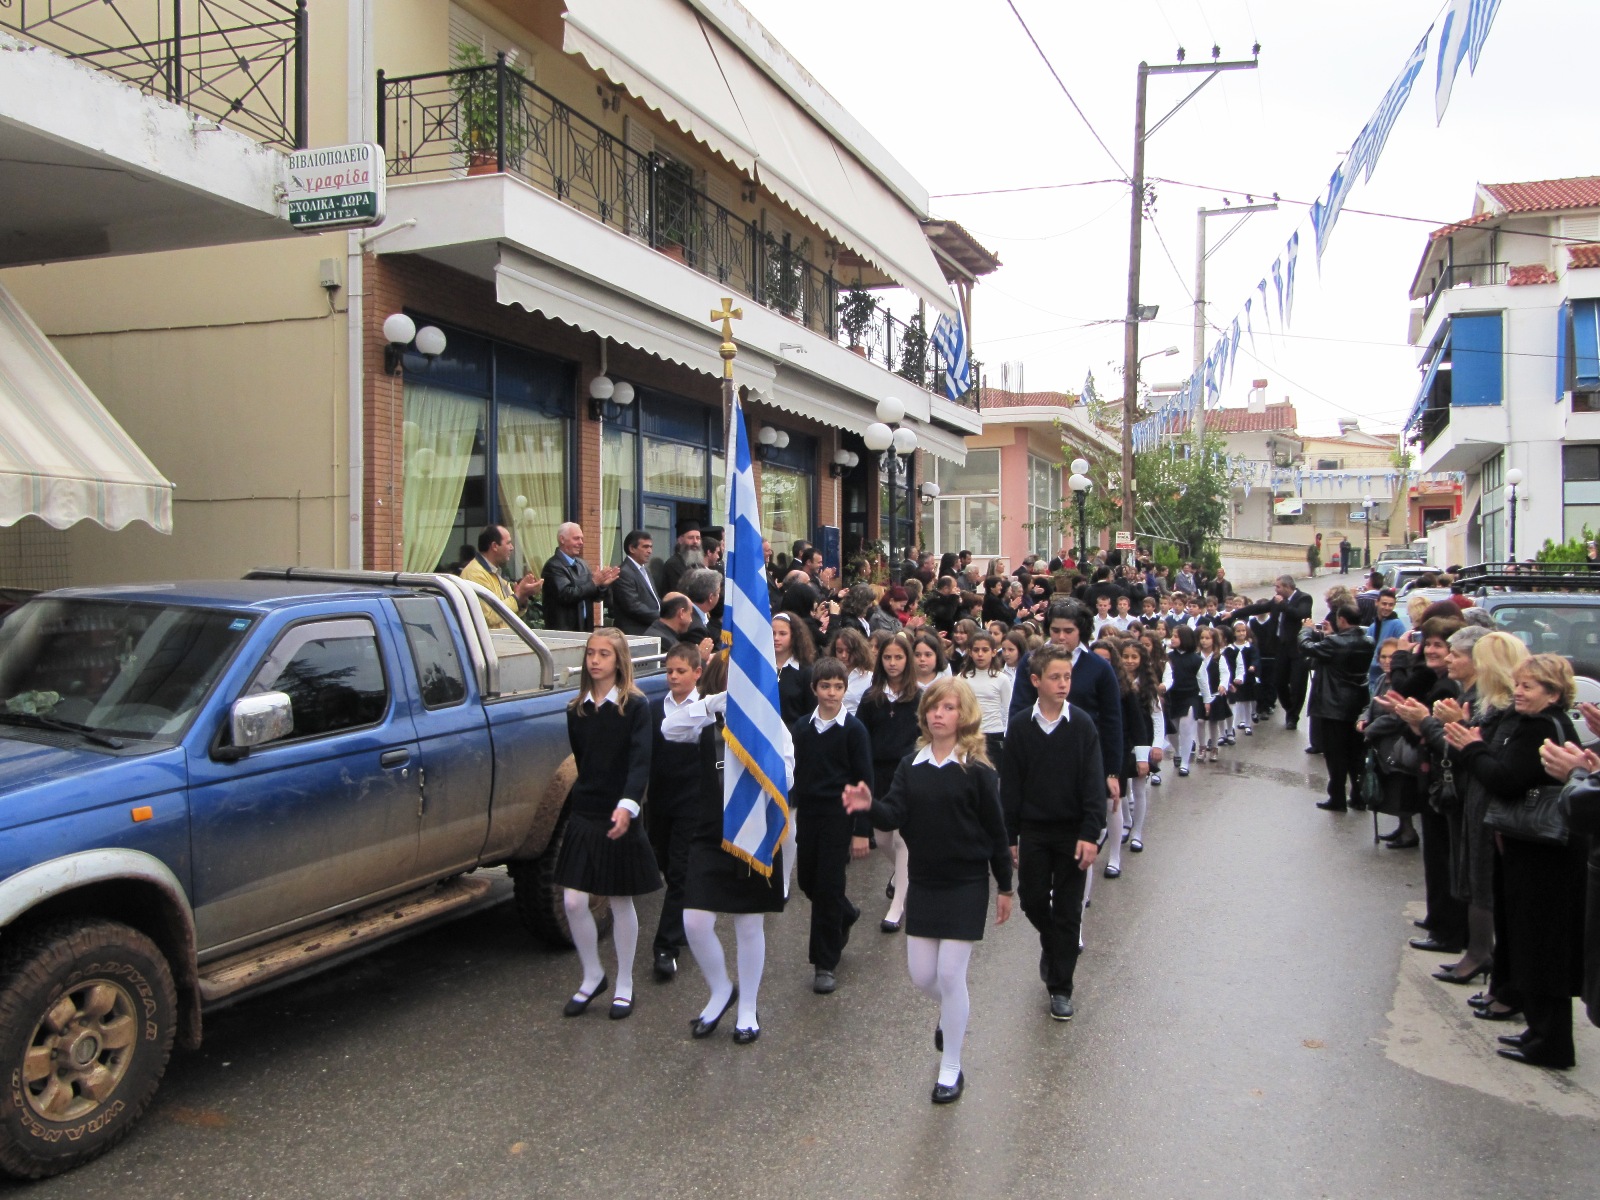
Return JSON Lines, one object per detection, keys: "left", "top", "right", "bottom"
{"left": 711, "top": 296, "right": 743, "bottom": 649}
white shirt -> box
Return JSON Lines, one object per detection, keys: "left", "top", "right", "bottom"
{"left": 1031, "top": 700, "right": 1070, "bottom": 735}
{"left": 843, "top": 668, "right": 872, "bottom": 715}
{"left": 912, "top": 743, "right": 966, "bottom": 769}
{"left": 965, "top": 669, "right": 1014, "bottom": 734}
{"left": 1197, "top": 651, "right": 1235, "bottom": 705}
{"left": 629, "top": 556, "right": 659, "bottom": 603}
{"left": 810, "top": 708, "right": 848, "bottom": 734}
{"left": 658, "top": 690, "right": 795, "bottom": 789}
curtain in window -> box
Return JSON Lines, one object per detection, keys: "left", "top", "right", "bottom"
{"left": 760, "top": 463, "right": 811, "bottom": 552}
{"left": 496, "top": 405, "right": 567, "bottom": 576}
{"left": 602, "top": 425, "right": 637, "bottom": 565}
{"left": 402, "top": 383, "right": 483, "bottom": 573}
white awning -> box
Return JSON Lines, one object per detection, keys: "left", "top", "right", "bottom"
{"left": 0, "top": 283, "right": 172, "bottom": 533}
{"left": 560, "top": 0, "right": 955, "bottom": 317}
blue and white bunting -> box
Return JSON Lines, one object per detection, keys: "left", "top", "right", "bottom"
{"left": 1435, "top": 0, "right": 1501, "bottom": 123}
{"left": 1284, "top": 233, "right": 1300, "bottom": 325}
{"left": 720, "top": 392, "right": 793, "bottom": 878}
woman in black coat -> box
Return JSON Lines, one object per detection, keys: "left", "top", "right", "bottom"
{"left": 981, "top": 576, "right": 1016, "bottom": 627}
{"left": 1543, "top": 700, "right": 1600, "bottom": 1031}
{"left": 1446, "top": 654, "right": 1584, "bottom": 1069}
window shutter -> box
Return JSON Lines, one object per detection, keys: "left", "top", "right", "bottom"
{"left": 448, "top": 3, "right": 532, "bottom": 72}
{"left": 623, "top": 116, "right": 655, "bottom": 157}
{"left": 1563, "top": 214, "right": 1600, "bottom": 243}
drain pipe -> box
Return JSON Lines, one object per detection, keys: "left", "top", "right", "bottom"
{"left": 344, "top": 0, "right": 374, "bottom": 567}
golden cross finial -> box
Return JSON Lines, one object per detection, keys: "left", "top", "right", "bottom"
{"left": 710, "top": 297, "right": 743, "bottom": 379}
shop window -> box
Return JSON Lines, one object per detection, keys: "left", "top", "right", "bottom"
{"left": 925, "top": 450, "right": 1000, "bottom": 557}
{"left": 1563, "top": 444, "right": 1600, "bottom": 541}
{"left": 1027, "top": 455, "right": 1062, "bottom": 557}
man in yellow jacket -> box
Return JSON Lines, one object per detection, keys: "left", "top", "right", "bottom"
{"left": 460, "top": 524, "right": 542, "bottom": 628}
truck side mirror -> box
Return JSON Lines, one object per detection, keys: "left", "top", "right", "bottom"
{"left": 226, "top": 691, "right": 294, "bottom": 755}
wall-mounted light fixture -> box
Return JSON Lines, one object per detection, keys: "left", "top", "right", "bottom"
{"left": 920, "top": 481, "right": 941, "bottom": 506}
{"left": 588, "top": 341, "right": 637, "bottom": 420}
{"left": 383, "top": 313, "right": 446, "bottom": 374}
{"left": 829, "top": 447, "right": 860, "bottom": 478}
{"left": 756, "top": 425, "right": 790, "bottom": 460}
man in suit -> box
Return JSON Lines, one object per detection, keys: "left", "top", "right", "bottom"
{"left": 660, "top": 519, "right": 704, "bottom": 595}
{"left": 1008, "top": 599, "right": 1123, "bottom": 805}
{"left": 540, "top": 522, "right": 620, "bottom": 632}
{"left": 647, "top": 592, "right": 709, "bottom": 655}
{"left": 610, "top": 529, "right": 663, "bottom": 635}
{"left": 681, "top": 567, "right": 723, "bottom": 648}
{"left": 1226, "top": 574, "right": 1315, "bottom": 728}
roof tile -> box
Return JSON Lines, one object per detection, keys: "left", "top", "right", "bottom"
{"left": 1482, "top": 176, "right": 1600, "bottom": 214}
{"left": 1569, "top": 244, "right": 1600, "bottom": 270}
{"left": 1508, "top": 264, "right": 1558, "bottom": 286}
{"left": 1170, "top": 402, "right": 1299, "bottom": 434}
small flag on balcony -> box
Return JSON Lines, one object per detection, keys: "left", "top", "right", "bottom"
{"left": 933, "top": 309, "right": 970, "bottom": 401}
{"left": 1435, "top": 0, "right": 1501, "bottom": 123}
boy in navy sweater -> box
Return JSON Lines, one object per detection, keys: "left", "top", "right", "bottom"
{"left": 647, "top": 642, "right": 702, "bottom": 981}
{"left": 1002, "top": 643, "right": 1107, "bottom": 1023}
{"left": 790, "top": 657, "right": 874, "bottom": 994}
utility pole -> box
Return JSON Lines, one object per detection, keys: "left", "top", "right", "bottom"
{"left": 1120, "top": 48, "right": 1260, "bottom": 521}
{"left": 1193, "top": 200, "right": 1276, "bottom": 447}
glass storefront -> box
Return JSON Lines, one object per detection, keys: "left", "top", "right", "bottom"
{"left": 399, "top": 323, "right": 573, "bottom": 578}
{"left": 920, "top": 449, "right": 1001, "bottom": 557}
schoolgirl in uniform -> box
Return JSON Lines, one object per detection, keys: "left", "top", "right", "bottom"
{"left": 1120, "top": 638, "right": 1162, "bottom": 852}
{"left": 858, "top": 631, "right": 921, "bottom": 933}
{"left": 1218, "top": 624, "right": 1243, "bottom": 745}
{"left": 1229, "top": 620, "right": 1257, "bottom": 735}
{"left": 660, "top": 652, "right": 794, "bottom": 1044}
{"left": 948, "top": 619, "right": 980, "bottom": 677}
{"left": 1141, "top": 630, "right": 1169, "bottom": 787}
{"left": 912, "top": 631, "right": 949, "bottom": 685}
{"left": 1161, "top": 625, "right": 1204, "bottom": 777}
{"left": 1001, "top": 630, "right": 1030, "bottom": 678}
{"left": 557, "top": 627, "right": 660, "bottom": 1019}
{"left": 842, "top": 679, "right": 1014, "bottom": 1104}
{"left": 1087, "top": 640, "right": 1140, "bottom": 882}
{"left": 826, "top": 626, "right": 875, "bottom": 716}
{"left": 1196, "top": 625, "right": 1234, "bottom": 763}
{"left": 772, "top": 612, "right": 817, "bottom": 728}
{"left": 960, "top": 632, "right": 1014, "bottom": 773}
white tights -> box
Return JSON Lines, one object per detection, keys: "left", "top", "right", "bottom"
{"left": 683, "top": 909, "right": 765, "bottom": 1031}
{"left": 564, "top": 890, "right": 638, "bottom": 1002}
{"left": 1103, "top": 794, "right": 1123, "bottom": 873}
{"left": 880, "top": 830, "right": 911, "bottom": 923}
{"left": 906, "top": 936, "right": 973, "bottom": 1087}
{"left": 1129, "top": 773, "right": 1151, "bottom": 842}
{"left": 1204, "top": 718, "right": 1224, "bottom": 751}
{"left": 1176, "top": 713, "right": 1198, "bottom": 768}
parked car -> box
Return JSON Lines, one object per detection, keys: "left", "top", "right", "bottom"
{"left": 1380, "top": 563, "right": 1440, "bottom": 592}
{"left": 1376, "top": 548, "right": 1425, "bottom": 565}
{"left": 0, "top": 569, "right": 665, "bottom": 1178}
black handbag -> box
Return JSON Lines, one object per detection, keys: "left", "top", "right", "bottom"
{"left": 1483, "top": 714, "right": 1570, "bottom": 846}
{"left": 1430, "top": 748, "right": 1462, "bottom": 815}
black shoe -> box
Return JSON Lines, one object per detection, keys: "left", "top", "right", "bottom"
{"left": 1497, "top": 1045, "right": 1574, "bottom": 1070}
{"left": 1433, "top": 960, "right": 1490, "bottom": 984}
{"left": 934, "top": 1024, "right": 944, "bottom": 1052}
{"left": 1348, "top": 798, "right": 1368, "bottom": 811}
{"left": 608, "top": 997, "right": 634, "bottom": 1020}
{"left": 931, "top": 1071, "right": 965, "bottom": 1104}
{"left": 1498, "top": 1031, "right": 1534, "bottom": 1048}
{"left": 733, "top": 1022, "right": 761, "bottom": 1045}
{"left": 1473, "top": 1004, "right": 1524, "bottom": 1023}
{"left": 653, "top": 952, "right": 677, "bottom": 982}
{"left": 1468, "top": 992, "right": 1493, "bottom": 1009}
{"left": 690, "top": 986, "right": 738, "bottom": 1039}
{"left": 1315, "top": 800, "right": 1347, "bottom": 812}
{"left": 843, "top": 902, "right": 861, "bottom": 929}
{"left": 1386, "top": 834, "right": 1420, "bottom": 850}
{"left": 1379, "top": 828, "right": 1404, "bottom": 842}
{"left": 1306, "top": 746, "right": 1323, "bottom": 754}
{"left": 563, "top": 975, "right": 609, "bottom": 1017}
{"left": 813, "top": 970, "right": 837, "bottom": 995}
{"left": 1049, "top": 993, "right": 1074, "bottom": 1021}
{"left": 881, "top": 918, "right": 902, "bottom": 934}
{"left": 1413, "top": 919, "right": 1432, "bottom": 931}
{"left": 1129, "top": 838, "right": 1144, "bottom": 852}
{"left": 1409, "top": 937, "right": 1464, "bottom": 953}
{"left": 1285, "top": 721, "right": 1298, "bottom": 731}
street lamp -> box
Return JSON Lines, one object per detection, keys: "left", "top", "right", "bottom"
{"left": 1362, "top": 494, "right": 1373, "bottom": 570}
{"left": 1506, "top": 467, "right": 1524, "bottom": 562}
{"left": 865, "top": 397, "right": 917, "bottom": 581}
{"left": 1069, "top": 458, "right": 1092, "bottom": 559}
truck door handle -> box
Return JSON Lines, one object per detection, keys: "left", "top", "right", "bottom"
{"left": 380, "top": 748, "right": 410, "bottom": 768}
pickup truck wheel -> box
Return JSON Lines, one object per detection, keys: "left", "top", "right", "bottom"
{"left": 0, "top": 918, "right": 177, "bottom": 1179}
{"left": 509, "top": 818, "right": 614, "bottom": 948}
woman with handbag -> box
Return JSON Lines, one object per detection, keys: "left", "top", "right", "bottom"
{"left": 1540, "top": 699, "right": 1600, "bottom": 1034}
{"left": 1400, "top": 629, "right": 1523, "bottom": 985}
{"left": 1445, "top": 654, "right": 1584, "bottom": 1069}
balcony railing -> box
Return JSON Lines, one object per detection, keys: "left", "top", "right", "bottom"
{"left": 1422, "top": 261, "right": 1507, "bottom": 322}
{"left": 0, "top": 0, "right": 308, "bottom": 149}
{"left": 378, "top": 57, "right": 971, "bottom": 407}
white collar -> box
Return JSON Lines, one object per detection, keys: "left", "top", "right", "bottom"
{"left": 589, "top": 686, "right": 620, "bottom": 708}
{"left": 664, "top": 689, "right": 698, "bottom": 710}
{"left": 913, "top": 743, "right": 966, "bottom": 768}
{"left": 810, "top": 708, "right": 848, "bottom": 733}
{"left": 1031, "top": 700, "right": 1070, "bottom": 723}
{"left": 777, "top": 656, "right": 800, "bottom": 672}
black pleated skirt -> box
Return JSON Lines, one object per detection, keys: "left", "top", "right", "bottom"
{"left": 905, "top": 877, "right": 990, "bottom": 941}
{"left": 683, "top": 839, "right": 787, "bottom": 914}
{"left": 555, "top": 812, "right": 663, "bottom": 896}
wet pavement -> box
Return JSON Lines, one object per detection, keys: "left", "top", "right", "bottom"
{"left": 10, "top": 572, "right": 1600, "bottom": 1198}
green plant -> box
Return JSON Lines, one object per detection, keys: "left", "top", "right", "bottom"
{"left": 840, "top": 286, "right": 878, "bottom": 348}
{"left": 1535, "top": 526, "right": 1596, "bottom": 564}
{"left": 1072, "top": 433, "right": 1235, "bottom": 563}
{"left": 896, "top": 309, "right": 928, "bottom": 385}
{"left": 450, "top": 42, "right": 532, "bottom": 165}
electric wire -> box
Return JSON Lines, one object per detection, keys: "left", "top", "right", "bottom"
{"left": 1002, "top": 0, "right": 1131, "bottom": 181}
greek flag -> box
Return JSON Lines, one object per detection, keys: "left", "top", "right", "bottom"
{"left": 720, "top": 391, "right": 792, "bottom": 878}
{"left": 932, "top": 309, "right": 970, "bottom": 401}
{"left": 1435, "top": 0, "right": 1501, "bottom": 123}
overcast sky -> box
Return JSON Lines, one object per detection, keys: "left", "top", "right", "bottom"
{"left": 738, "top": 0, "right": 1591, "bottom": 436}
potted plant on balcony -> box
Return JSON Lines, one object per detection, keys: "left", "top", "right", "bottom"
{"left": 840, "top": 286, "right": 877, "bottom": 357}
{"left": 451, "top": 42, "right": 531, "bottom": 176}
{"left": 896, "top": 308, "right": 928, "bottom": 385}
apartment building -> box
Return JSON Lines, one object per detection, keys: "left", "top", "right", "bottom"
{"left": 0, "top": 0, "right": 991, "bottom": 588}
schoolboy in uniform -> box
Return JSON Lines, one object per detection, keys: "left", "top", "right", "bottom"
{"left": 647, "top": 642, "right": 702, "bottom": 981}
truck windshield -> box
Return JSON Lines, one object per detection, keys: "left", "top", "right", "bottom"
{"left": 0, "top": 599, "right": 253, "bottom": 742}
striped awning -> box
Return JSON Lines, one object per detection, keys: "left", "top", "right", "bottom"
{"left": 0, "top": 282, "right": 172, "bottom": 533}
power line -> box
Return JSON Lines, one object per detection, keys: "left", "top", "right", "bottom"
{"left": 1002, "top": 0, "right": 1131, "bottom": 181}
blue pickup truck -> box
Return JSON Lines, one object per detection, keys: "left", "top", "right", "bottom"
{"left": 0, "top": 568, "right": 664, "bottom": 1178}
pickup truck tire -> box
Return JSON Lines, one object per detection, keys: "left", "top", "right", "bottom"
{"left": 0, "top": 918, "right": 177, "bottom": 1179}
{"left": 509, "top": 817, "right": 614, "bottom": 948}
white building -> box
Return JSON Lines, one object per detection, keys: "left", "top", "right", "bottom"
{"left": 1405, "top": 176, "right": 1600, "bottom": 562}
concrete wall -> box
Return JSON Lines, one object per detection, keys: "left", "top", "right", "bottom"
{"left": 1221, "top": 536, "right": 1318, "bottom": 590}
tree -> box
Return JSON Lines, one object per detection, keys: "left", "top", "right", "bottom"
{"left": 1073, "top": 435, "right": 1234, "bottom": 565}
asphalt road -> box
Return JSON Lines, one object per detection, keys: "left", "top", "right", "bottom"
{"left": 10, "top": 571, "right": 1600, "bottom": 1198}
